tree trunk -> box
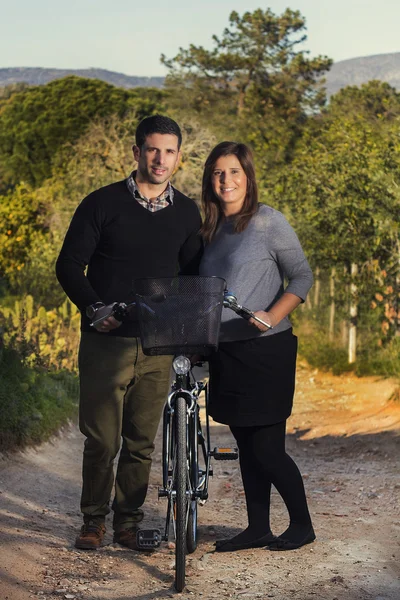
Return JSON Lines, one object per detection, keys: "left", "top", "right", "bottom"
{"left": 340, "top": 320, "right": 347, "bottom": 347}
{"left": 396, "top": 238, "right": 400, "bottom": 337}
{"left": 238, "top": 89, "right": 245, "bottom": 115}
{"left": 313, "top": 267, "right": 321, "bottom": 308}
{"left": 341, "top": 265, "right": 349, "bottom": 348}
{"left": 329, "top": 267, "right": 336, "bottom": 342}
{"left": 348, "top": 263, "right": 358, "bottom": 364}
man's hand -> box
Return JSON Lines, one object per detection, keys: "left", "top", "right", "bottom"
{"left": 91, "top": 303, "right": 122, "bottom": 333}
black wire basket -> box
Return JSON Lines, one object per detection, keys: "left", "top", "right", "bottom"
{"left": 134, "top": 276, "right": 226, "bottom": 356}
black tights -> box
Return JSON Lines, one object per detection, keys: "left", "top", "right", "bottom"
{"left": 229, "top": 421, "right": 312, "bottom": 543}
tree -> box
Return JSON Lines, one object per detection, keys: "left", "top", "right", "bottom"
{"left": 0, "top": 76, "right": 165, "bottom": 189}
{"left": 162, "top": 8, "right": 332, "bottom": 173}
{"left": 0, "top": 183, "right": 50, "bottom": 289}
{"left": 0, "top": 82, "right": 30, "bottom": 102}
{"left": 329, "top": 80, "right": 400, "bottom": 121}
{"left": 169, "top": 119, "right": 217, "bottom": 202}
{"left": 272, "top": 96, "right": 400, "bottom": 361}
{"left": 162, "top": 8, "right": 331, "bottom": 116}
{"left": 0, "top": 113, "right": 137, "bottom": 305}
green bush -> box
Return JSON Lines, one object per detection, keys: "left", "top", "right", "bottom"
{"left": 0, "top": 295, "right": 80, "bottom": 370}
{"left": 298, "top": 331, "right": 355, "bottom": 375}
{"left": 355, "top": 336, "right": 400, "bottom": 377}
{"left": 0, "top": 345, "right": 78, "bottom": 452}
{"left": 296, "top": 321, "right": 400, "bottom": 377}
{"left": 0, "top": 76, "right": 165, "bottom": 188}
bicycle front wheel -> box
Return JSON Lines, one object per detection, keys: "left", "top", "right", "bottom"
{"left": 174, "top": 395, "right": 188, "bottom": 592}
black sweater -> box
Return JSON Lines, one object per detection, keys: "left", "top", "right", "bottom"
{"left": 56, "top": 180, "right": 203, "bottom": 336}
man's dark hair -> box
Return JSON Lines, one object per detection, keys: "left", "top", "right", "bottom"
{"left": 135, "top": 115, "right": 182, "bottom": 149}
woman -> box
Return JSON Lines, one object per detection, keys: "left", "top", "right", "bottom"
{"left": 199, "top": 141, "right": 315, "bottom": 552}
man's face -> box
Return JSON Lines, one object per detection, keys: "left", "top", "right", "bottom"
{"left": 133, "top": 133, "right": 181, "bottom": 185}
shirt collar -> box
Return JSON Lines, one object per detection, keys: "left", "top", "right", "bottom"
{"left": 126, "top": 170, "right": 174, "bottom": 204}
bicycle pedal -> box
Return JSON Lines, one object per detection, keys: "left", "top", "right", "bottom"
{"left": 136, "top": 529, "right": 162, "bottom": 549}
{"left": 213, "top": 446, "right": 238, "bottom": 461}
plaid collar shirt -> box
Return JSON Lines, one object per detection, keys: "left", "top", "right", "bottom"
{"left": 126, "top": 171, "right": 174, "bottom": 212}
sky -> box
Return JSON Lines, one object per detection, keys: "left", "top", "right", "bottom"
{"left": 1, "top": 0, "right": 400, "bottom": 77}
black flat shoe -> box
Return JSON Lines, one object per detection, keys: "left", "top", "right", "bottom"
{"left": 267, "top": 527, "right": 316, "bottom": 551}
{"left": 215, "top": 532, "right": 277, "bottom": 552}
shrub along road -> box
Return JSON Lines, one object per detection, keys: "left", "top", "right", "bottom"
{"left": 0, "top": 362, "right": 399, "bottom": 600}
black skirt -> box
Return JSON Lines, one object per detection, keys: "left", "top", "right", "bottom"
{"left": 208, "top": 328, "right": 298, "bottom": 427}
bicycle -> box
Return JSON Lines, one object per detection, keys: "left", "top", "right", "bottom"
{"left": 93, "top": 276, "right": 272, "bottom": 592}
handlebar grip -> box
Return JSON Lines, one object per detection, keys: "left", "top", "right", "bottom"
{"left": 236, "top": 307, "right": 252, "bottom": 321}
{"left": 224, "top": 298, "right": 273, "bottom": 329}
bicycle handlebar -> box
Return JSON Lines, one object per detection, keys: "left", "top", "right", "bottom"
{"left": 90, "top": 302, "right": 136, "bottom": 327}
{"left": 222, "top": 291, "right": 273, "bottom": 329}
{"left": 90, "top": 291, "right": 273, "bottom": 330}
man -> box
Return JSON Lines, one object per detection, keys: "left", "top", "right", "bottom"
{"left": 56, "top": 115, "right": 202, "bottom": 550}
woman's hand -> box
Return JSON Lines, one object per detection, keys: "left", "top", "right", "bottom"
{"left": 250, "top": 310, "right": 276, "bottom": 332}
{"left": 249, "top": 294, "right": 302, "bottom": 332}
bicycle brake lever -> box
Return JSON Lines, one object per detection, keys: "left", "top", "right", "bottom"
{"left": 90, "top": 310, "right": 116, "bottom": 327}
{"left": 90, "top": 302, "right": 129, "bottom": 327}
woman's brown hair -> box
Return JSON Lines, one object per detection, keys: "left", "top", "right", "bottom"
{"left": 200, "top": 141, "right": 258, "bottom": 243}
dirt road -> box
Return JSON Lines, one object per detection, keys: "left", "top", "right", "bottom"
{"left": 1, "top": 362, "right": 399, "bottom": 600}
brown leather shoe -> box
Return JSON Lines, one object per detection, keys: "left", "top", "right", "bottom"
{"left": 75, "top": 520, "right": 106, "bottom": 550}
{"left": 113, "top": 527, "right": 140, "bottom": 550}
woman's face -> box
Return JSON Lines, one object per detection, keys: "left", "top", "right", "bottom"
{"left": 211, "top": 154, "right": 247, "bottom": 215}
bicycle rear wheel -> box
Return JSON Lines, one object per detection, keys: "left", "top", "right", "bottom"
{"left": 174, "top": 395, "right": 188, "bottom": 592}
{"left": 186, "top": 407, "right": 199, "bottom": 553}
{"left": 186, "top": 500, "right": 198, "bottom": 554}
{"left": 162, "top": 403, "right": 171, "bottom": 489}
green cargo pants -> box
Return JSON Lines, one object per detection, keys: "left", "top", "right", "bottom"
{"left": 78, "top": 332, "right": 172, "bottom": 531}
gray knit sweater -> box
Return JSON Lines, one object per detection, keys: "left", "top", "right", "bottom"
{"left": 199, "top": 204, "right": 313, "bottom": 342}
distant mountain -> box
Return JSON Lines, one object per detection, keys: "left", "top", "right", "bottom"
{"left": 0, "top": 67, "right": 164, "bottom": 88}
{"left": 2, "top": 53, "right": 400, "bottom": 97}
{"left": 325, "top": 52, "right": 400, "bottom": 96}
